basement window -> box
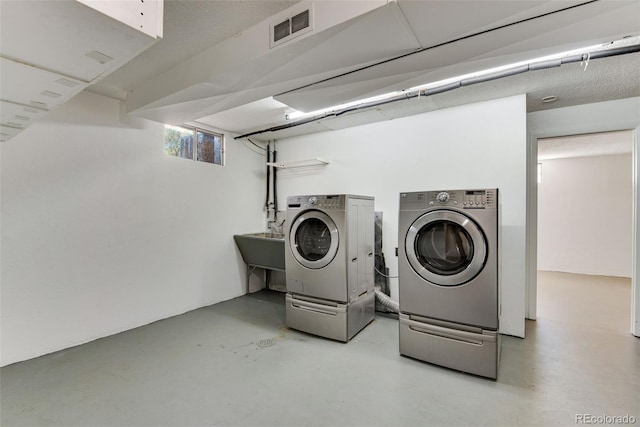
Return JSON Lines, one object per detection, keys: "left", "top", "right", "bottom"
{"left": 164, "top": 125, "right": 224, "bottom": 166}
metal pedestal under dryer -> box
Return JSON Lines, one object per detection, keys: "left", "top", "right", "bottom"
{"left": 285, "top": 194, "right": 375, "bottom": 342}
{"left": 398, "top": 189, "right": 500, "bottom": 378}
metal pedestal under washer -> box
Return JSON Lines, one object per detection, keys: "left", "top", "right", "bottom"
{"left": 398, "top": 189, "right": 500, "bottom": 379}
{"left": 285, "top": 194, "right": 375, "bottom": 342}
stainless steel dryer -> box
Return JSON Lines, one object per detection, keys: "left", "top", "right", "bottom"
{"left": 285, "top": 194, "right": 375, "bottom": 342}
{"left": 398, "top": 189, "right": 500, "bottom": 378}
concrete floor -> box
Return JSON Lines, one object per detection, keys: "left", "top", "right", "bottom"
{"left": 537, "top": 270, "right": 632, "bottom": 334}
{"left": 2, "top": 272, "right": 639, "bottom": 426}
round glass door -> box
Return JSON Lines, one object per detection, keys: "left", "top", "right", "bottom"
{"left": 289, "top": 210, "right": 339, "bottom": 269}
{"left": 405, "top": 210, "right": 486, "bottom": 286}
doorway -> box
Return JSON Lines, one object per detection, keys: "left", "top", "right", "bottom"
{"left": 536, "top": 131, "right": 633, "bottom": 333}
{"left": 526, "top": 97, "right": 640, "bottom": 337}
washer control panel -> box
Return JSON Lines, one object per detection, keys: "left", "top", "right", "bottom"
{"left": 287, "top": 194, "right": 345, "bottom": 210}
{"left": 400, "top": 189, "right": 498, "bottom": 209}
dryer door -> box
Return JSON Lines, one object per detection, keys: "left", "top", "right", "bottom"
{"left": 289, "top": 210, "right": 339, "bottom": 269}
{"left": 405, "top": 210, "right": 486, "bottom": 286}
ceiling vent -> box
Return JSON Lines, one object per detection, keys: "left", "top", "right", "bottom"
{"left": 270, "top": 6, "right": 313, "bottom": 48}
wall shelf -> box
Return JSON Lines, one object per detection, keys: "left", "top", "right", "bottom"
{"left": 266, "top": 157, "right": 329, "bottom": 169}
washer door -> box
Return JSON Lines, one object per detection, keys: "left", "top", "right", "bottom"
{"left": 405, "top": 210, "right": 487, "bottom": 286}
{"left": 289, "top": 210, "right": 339, "bottom": 269}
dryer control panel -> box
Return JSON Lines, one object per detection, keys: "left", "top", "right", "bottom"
{"left": 459, "top": 189, "right": 497, "bottom": 209}
{"left": 287, "top": 194, "right": 346, "bottom": 210}
{"left": 400, "top": 189, "right": 498, "bottom": 209}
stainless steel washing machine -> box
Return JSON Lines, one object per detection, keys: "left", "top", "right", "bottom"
{"left": 285, "top": 194, "right": 375, "bottom": 342}
{"left": 398, "top": 189, "right": 500, "bottom": 378}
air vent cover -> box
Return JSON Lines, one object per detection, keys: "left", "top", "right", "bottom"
{"left": 270, "top": 6, "right": 313, "bottom": 48}
{"left": 273, "top": 19, "right": 290, "bottom": 43}
{"left": 291, "top": 10, "right": 309, "bottom": 34}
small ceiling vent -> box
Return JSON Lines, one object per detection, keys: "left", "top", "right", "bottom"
{"left": 270, "top": 6, "right": 313, "bottom": 48}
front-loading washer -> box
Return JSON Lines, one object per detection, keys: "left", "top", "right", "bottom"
{"left": 285, "top": 194, "right": 375, "bottom": 342}
{"left": 398, "top": 189, "right": 500, "bottom": 378}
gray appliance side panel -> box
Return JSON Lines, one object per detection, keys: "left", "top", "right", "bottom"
{"left": 362, "top": 198, "right": 375, "bottom": 294}
{"left": 347, "top": 199, "right": 359, "bottom": 300}
{"left": 347, "top": 290, "right": 375, "bottom": 340}
{"left": 347, "top": 196, "right": 375, "bottom": 301}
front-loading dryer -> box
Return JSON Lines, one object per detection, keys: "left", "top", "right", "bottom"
{"left": 398, "top": 189, "right": 500, "bottom": 378}
{"left": 285, "top": 194, "right": 375, "bottom": 342}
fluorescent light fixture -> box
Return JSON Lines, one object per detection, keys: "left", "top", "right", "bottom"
{"left": 405, "top": 44, "right": 603, "bottom": 94}
{"left": 286, "top": 91, "right": 405, "bottom": 120}
{"left": 285, "top": 36, "right": 639, "bottom": 121}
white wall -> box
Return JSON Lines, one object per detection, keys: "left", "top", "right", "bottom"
{"left": 538, "top": 154, "right": 632, "bottom": 277}
{"left": 275, "top": 95, "right": 528, "bottom": 337}
{"left": 0, "top": 91, "right": 266, "bottom": 366}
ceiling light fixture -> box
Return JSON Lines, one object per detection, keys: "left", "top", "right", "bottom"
{"left": 284, "top": 37, "right": 640, "bottom": 122}
{"left": 285, "top": 91, "right": 405, "bottom": 120}
{"left": 541, "top": 95, "right": 558, "bottom": 103}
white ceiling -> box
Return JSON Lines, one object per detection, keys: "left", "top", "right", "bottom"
{"left": 0, "top": 0, "right": 162, "bottom": 142}
{"left": 272, "top": 0, "right": 635, "bottom": 112}
{"left": 89, "top": 0, "right": 300, "bottom": 101}
{"left": 197, "top": 46, "right": 640, "bottom": 141}
{"left": 0, "top": 0, "right": 640, "bottom": 144}
{"left": 92, "top": 0, "right": 640, "bottom": 141}
{"left": 538, "top": 130, "right": 633, "bottom": 160}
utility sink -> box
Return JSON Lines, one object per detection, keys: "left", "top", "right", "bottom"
{"left": 241, "top": 232, "right": 285, "bottom": 239}
{"left": 233, "top": 232, "right": 285, "bottom": 271}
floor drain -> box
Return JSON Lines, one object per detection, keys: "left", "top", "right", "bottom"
{"left": 257, "top": 338, "right": 277, "bottom": 348}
